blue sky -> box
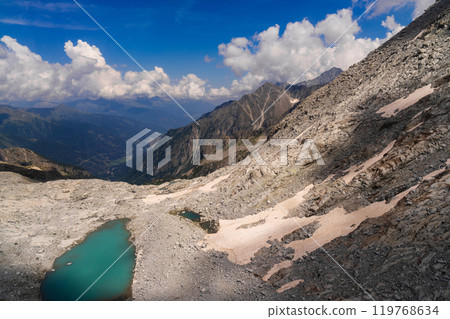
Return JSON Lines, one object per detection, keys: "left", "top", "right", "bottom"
{"left": 0, "top": 0, "right": 434, "bottom": 102}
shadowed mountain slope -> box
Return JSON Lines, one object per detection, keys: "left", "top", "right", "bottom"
{"left": 0, "top": 147, "right": 91, "bottom": 181}
{"left": 0, "top": 104, "right": 147, "bottom": 176}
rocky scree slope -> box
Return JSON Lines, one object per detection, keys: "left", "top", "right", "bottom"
{"left": 202, "top": 0, "right": 449, "bottom": 300}
{"left": 180, "top": 0, "right": 449, "bottom": 300}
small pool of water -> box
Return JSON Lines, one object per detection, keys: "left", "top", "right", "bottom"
{"left": 174, "top": 210, "right": 218, "bottom": 233}
{"left": 179, "top": 210, "right": 202, "bottom": 222}
{"left": 40, "top": 219, "right": 135, "bottom": 301}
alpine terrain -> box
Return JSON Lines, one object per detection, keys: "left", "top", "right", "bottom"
{"left": 0, "top": 0, "right": 449, "bottom": 302}
{"left": 121, "top": 68, "right": 341, "bottom": 183}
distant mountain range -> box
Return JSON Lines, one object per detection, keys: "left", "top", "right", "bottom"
{"left": 0, "top": 68, "right": 342, "bottom": 182}
{"left": 66, "top": 97, "right": 215, "bottom": 132}
{"left": 0, "top": 104, "right": 147, "bottom": 176}
{"left": 5, "top": 97, "right": 215, "bottom": 133}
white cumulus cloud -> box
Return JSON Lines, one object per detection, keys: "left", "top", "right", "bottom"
{"left": 382, "top": 15, "right": 405, "bottom": 38}
{"left": 0, "top": 36, "right": 220, "bottom": 101}
{"left": 218, "top": 8, "right": 402, "bottom": 93}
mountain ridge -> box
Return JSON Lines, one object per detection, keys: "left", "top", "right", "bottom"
{"left": 0, "top": 104, "right": 148, "bottom": 176}
{"left": 66, "top": 96, "right": 215, "bottom": 132}
{"left": 121, "top": 69, "right": 342, "bottom": 183}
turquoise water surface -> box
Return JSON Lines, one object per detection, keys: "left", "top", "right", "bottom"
{"left": 179, "top": 210, "right": 202, "bottom": 222}
{"left": 40, "top": 219, "right": 135, "bottom": 301}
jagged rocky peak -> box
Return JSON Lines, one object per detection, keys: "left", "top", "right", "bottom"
{"left": 276, "top": 67, "right": 343, "bottom": 89}
{"left": 297, "top": 67, "right": 343, "bottom": 87}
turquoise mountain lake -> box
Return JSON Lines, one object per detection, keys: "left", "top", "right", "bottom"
{"left": 40, "top": 219, "right": 135, "bottom": 301}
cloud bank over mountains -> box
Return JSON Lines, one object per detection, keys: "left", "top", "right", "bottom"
{"left": 0, "top": 6, "right": 416, "bottom": 102}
